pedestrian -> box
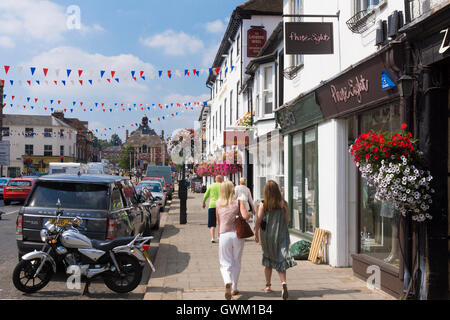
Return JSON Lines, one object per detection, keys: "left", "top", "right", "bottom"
{"left": 202, "top": 175, "right": 223, "bottom": 243}
{"left": 234, "top": 177, "right": 256, "bottom": 217}
{"left": 216, "top": 180, "right": 251, "bottom": 299}
{"left": 254, "top": 180, "right": 297, "bottom": 300}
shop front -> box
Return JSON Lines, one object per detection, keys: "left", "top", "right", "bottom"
{"left": 398, "top": 3, "right": 450, "bottom": 299}
{"left": 276, "top": 91, "right": 323, "bottom": 240}
{"left": 315, "top": 44, "right": 405, "bottom": 297}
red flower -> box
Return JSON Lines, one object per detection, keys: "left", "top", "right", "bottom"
{"left": 401, "top": 123, "right": 408, "bottom": 130}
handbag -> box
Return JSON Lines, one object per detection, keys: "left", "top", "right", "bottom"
{"left": 235, "top": 200, "right": 254, "bottom": 239}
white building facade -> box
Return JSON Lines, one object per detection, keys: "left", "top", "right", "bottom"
{"left": 204, "top": 0, "right": 283, "bottom": 187}
{"left": 1, "top": 114, "right": 77, "bottom": 176}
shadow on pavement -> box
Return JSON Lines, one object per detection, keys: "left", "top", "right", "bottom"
{"left": 160, "top": 223, "right": 180, "bottom": 240}
{"left": 236, "top": 288, "right": 362, "bottom": 300}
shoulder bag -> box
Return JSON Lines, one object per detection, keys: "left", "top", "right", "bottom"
{"left": 235, "top": 200, "right": 254, "bottom": 239}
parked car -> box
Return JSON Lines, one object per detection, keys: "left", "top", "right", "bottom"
{"left": 137, "top": 180, "right": 166, "bottom": 207}
{"left": 3, "top": 178, "right": 36, "bottom": 206}
{"left": 145, "top": 166, "right": 174, "bottom": 200}
{"left": 0, "top": 177, "right": 11, "bottom": 199}
{"left": 16, "top": 174, "right": 148, "bottom": 257}
{"left": 136, "top": 187, "right": 161, "bottom": 231}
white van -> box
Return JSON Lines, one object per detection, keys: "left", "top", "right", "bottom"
{"left": 48, "top": 162, "right": 89, "bottom": 175}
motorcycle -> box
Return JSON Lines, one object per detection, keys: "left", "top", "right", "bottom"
{"left": 12, "top": 200, "right": 155, "bottom": 295}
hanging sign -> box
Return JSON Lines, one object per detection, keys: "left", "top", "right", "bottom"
{"left": 285, "top": 22, "right": 334, "bottom": 54}
{"left": 247, "top": 27, "right": 267, "bottom": 57}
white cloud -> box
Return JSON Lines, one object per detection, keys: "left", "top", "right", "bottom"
{"left": 201, "top": 42, "right": 220, "bottom": 67}
{"left": 205, "top": 19, "right": 226, "bottom": 34}
{"left": 21, "top": 46, "right": 155, "bottom": 103}
{"left": 0, "top": 36, "right": 16, "bottom": 48}
{"left": 0, "top": 0, "right": 104, "bottom": 44}
{"left": 140, "top": 30, "right": 204, "bottom": 56}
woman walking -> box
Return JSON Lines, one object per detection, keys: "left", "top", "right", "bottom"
{"left": 216, "top": 181, "right": 251, "bottom": 299}
{"left": 254, "top": 180, "right": 297, "bottom": 300}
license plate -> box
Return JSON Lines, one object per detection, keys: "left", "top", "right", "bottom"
{"left": 47, "top": 218, "right": 81, "bottom": 227}
{"left": 11, "top": 189, "right": 24, "bottom": 192}
{"left": 143, "top": 250, "right": 156, "bottom": 272}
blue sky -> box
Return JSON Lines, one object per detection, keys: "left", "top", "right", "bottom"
{"left": 0, "top": 0, "right": 244, "bottom": 141}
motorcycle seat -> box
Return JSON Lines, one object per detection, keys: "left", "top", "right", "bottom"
{"left": 91, "top": 237, "right": 135, "bottom": 251}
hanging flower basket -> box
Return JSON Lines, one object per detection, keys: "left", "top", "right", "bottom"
{"left": 349, "top": 124, "right": 434, "bottom": 222}
{"left": 236, "top": 112, "right": 253, "bottom": 128}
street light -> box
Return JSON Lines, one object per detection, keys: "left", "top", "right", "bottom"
{"left": 397, "top": 74, "right": 414, "bottom": 98}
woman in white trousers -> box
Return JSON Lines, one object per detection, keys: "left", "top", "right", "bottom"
{"left": 216, "top": 181, "right": 251, "bottom": 299}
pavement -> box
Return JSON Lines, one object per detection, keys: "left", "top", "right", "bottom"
{"left": 144, "top": 192, "right": 396, "bottom": 301}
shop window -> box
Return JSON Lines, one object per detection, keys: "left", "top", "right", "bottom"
{"left": 358, "top": 104, "right": 401, "bottom": 267}
{"left": 291, "top": 127, "right": 318, "bottom": 235}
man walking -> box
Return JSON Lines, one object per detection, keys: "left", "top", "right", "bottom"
{"left": 202, "top": 175, "right": 223, "bottom": 243}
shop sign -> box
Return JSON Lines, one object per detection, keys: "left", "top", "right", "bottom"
{"left": 277, "top": 108, "right": 296, "bottom": 128}
{"left": 316, "top": 54, "right": 397, "bottom": 119}
{"left": 247, "top": 28, "right": 267, "bottom": 57}
{"left": 285, "top": 22, "right": 334, "bottom": 55}
{"left": 223, "top": 130, "right": 249, "bottom": 146}
{"left": 439, "top": 28, "right": 450, "bottom": 54}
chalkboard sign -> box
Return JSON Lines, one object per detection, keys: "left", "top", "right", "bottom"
{"left": 285, "top": 22, "right": 334, "bottom": 55}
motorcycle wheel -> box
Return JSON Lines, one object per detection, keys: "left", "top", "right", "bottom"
{"left": 103, "top": 253, "right": 142, "bottom": 293}
{"left": 12, "top": 258, "right": 53, "bottom": 293}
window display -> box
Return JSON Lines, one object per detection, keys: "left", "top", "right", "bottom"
{"left": 358, "top": 104, "right": 401, "bottom": 267}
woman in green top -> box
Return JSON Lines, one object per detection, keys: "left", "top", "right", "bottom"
{"left": 254, "top": 180, "right": 297, "bottom": 300}
{"left": 202, "top": 175, "right": 223, "bottom": 243}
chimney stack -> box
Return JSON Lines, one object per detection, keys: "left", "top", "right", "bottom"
{"left": 126, "top": 130, "right": 129, "bottom": 141}
{"left": 52, "top": 110, "right": 65, "bottom": 120}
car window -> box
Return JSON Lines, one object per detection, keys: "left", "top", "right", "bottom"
{"left": 27, "top": 181, "right": 108, "bottom": 210}
{"left": 111, "top": 187, "right": 124, "bottom": 210}
{"left": 9, "top": 181, "right": 32, "bottom": 187}
{"left": 142, "top": 184, "right": 161, "bottom": 192}
{"left": 121, "top": 180, "right": 137, "bottom": 206}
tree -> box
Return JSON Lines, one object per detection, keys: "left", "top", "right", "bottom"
{"left": 119, "top": 145, "right": 134, "bottom": 170}
{"left": 110, "top": 133, "right": 122, "bottom": 146}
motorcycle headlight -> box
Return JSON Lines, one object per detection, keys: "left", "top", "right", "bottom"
{"left": 40, "top": 229, "right": 48, "bottom": 242}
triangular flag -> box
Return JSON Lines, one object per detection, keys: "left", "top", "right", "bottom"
{"left": 10, "top": 80, "right": 13, "bottom": 86}
{"left": 79, "top": 80, "right": 83, "bottom": 85}
{"left": 111, "top": 71, "right": 115, "bottom": 78}
{"left": 78, "top": 70, "right": 83, "bottom": 77}
{"left": 4, "top": 66, "right": 10, "bottom": 74}
{"left": 158, "top": 71, "right": 163, "bottom": 77}
{"left": 43, "top": 68, "right": 48, "bottom": 77}
{"left": 62, "top": 80, "right": 66, "bottom": 86}
{"left": 30, "top": 67, "right": 36, "bottom": 75}
{"left": 131, "top": 70, "right": 135, "bottom": 78}
{"left": 100, "top": 70, "right": 105, "bottom": 78}
{"left": 67, "top": 69, "right": 72, "bottom": 77}
{"left": 88, "top": 79, "right": 93, "bottom": 85}
{"left": 140, "top": 71, "right": 144, "bottom": 78}
{"left": 115, "top": 78, "right": 119, "bottom": 83}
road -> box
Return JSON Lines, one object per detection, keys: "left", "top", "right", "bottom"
{"left": 0, "top": 199, "right": 169, "bottom": 300}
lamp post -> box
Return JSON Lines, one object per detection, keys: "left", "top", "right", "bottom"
{"left": 179, "top": 155, "right": 187, "bottom": 225}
